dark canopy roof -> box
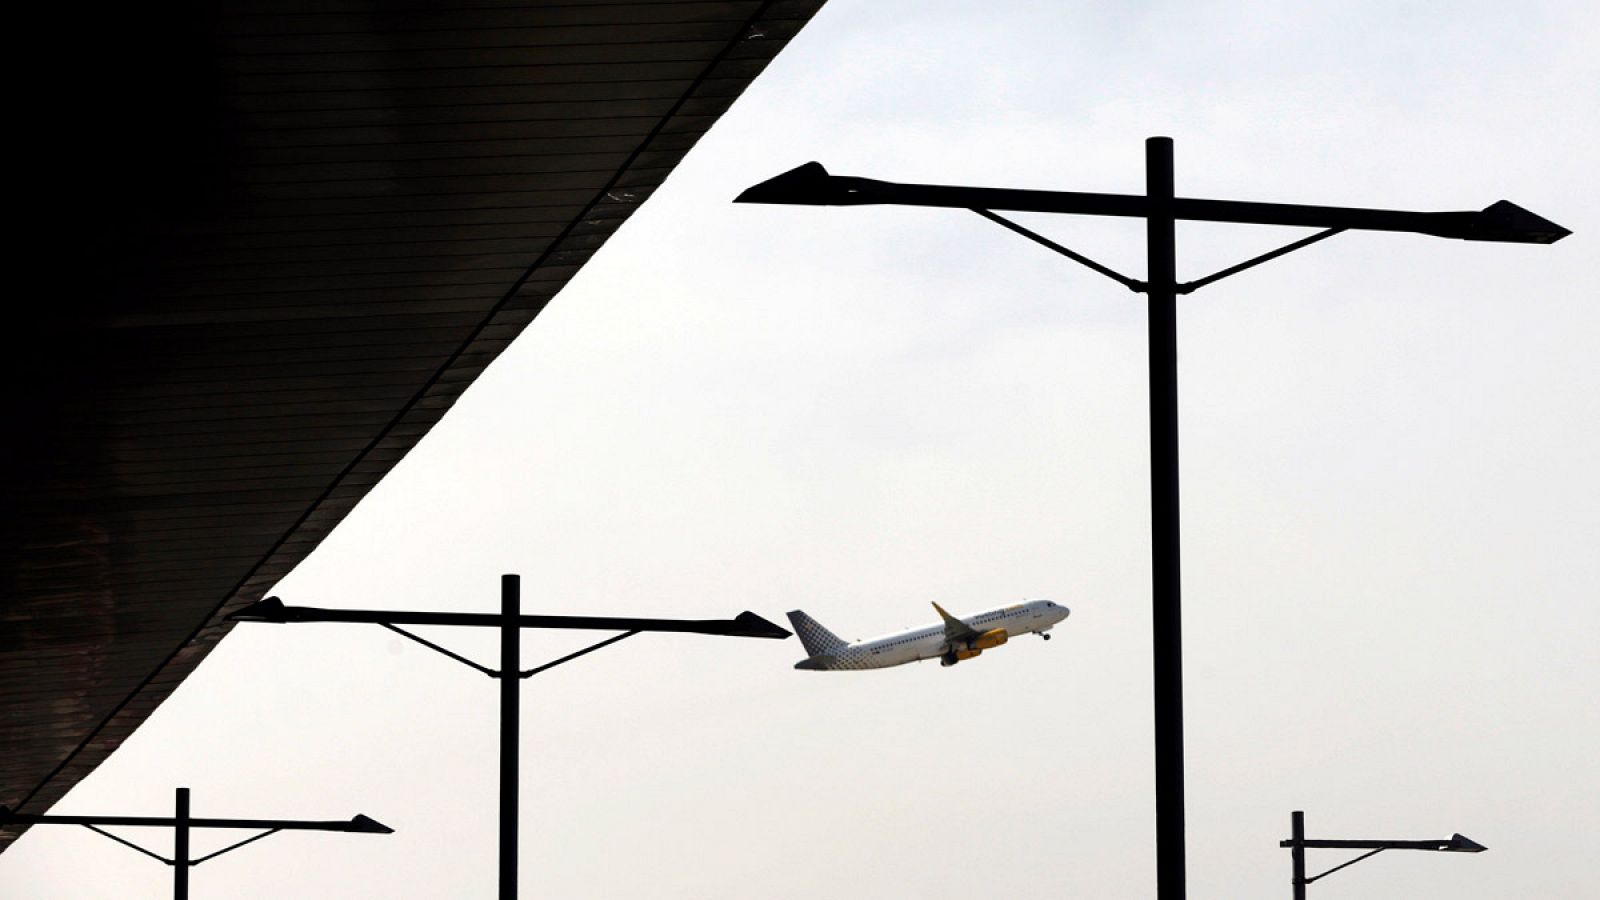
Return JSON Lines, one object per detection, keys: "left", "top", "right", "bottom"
{"left": 2, "top": 0, "right": 825, "bottom": 848}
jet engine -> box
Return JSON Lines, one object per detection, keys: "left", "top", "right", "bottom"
{"left": 972, "top": 628, "right": 1009, "bottom": 650}
{"left": 940, "top": 629, "right": 1010, "bottom": 667}
{"left": 941, "top": 647, "right": 983, "bottom": 666}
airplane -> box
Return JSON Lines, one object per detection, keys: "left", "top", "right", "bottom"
{"left": 787, "top": 600, "right": 1070, "bottom": 670}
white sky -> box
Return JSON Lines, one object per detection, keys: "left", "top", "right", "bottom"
{"left": 5, "top": 1, "right": 1598, "bottom": 897}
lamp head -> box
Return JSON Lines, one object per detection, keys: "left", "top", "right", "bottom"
{"left": 729, "top": 611, "right": 793, "bottom": 639}
{"left": 1445, "top": 833, "right": 1487, "bottom": 853}
{"left": 1464, "top": 200, "right": 1569, "bottom": 243}
{"left": 735, "top": 162, "right": 834, "bottom": 204}
{"left": 347, "top": 814, "right": 394, "bottom": 834}
{"left": 229, "top": 597, "right": 290, "bottom": 623}
{"left": 735, "top": 162, "right": 885, "bottom": 206}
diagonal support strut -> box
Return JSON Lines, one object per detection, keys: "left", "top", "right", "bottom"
{"left": 1178, "top": 228, "right": 1345, "bottom": 294}
{"left": 1306, "top": 847, "right": 1387, "bottom": 883}
{"left": 380, "top": 623, "right": 499, "bottom": 678}
{"left": 521, "top": 630, "right": 639, "bottom": 678}
{"left": 973, "top": 208, "right": 1147, "bottom": 292}
{"left": 190, "top": 828, "right": 283, "bottom": 865}
{"left": 81, "top": 824, "right": 172, "bottom": 865}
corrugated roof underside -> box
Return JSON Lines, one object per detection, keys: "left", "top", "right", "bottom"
{"left": 2, "top": 0, "right": 825, "bottom": 849}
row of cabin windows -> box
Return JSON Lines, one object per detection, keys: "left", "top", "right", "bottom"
{"left": 880, "top": 611, "right": 1015, "bottom": 647}
{"left": 869, "top": 608, "right": 1031, "bottom": 647}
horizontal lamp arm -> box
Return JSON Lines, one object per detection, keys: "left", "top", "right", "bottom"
{"left": 5, "top": 812, "right": 386, "bottom": 832}
{"left": 738, "top": 163, "right": 1568, "bottom": 243}
{"left": 233, "top": 599, "right": 790, "bottom": 639}
{"left": 1284, "top": 838, "right": 1470, "bottom": 851}
{"left": 907, "top": 183, "right": 1511, "bottom": 239}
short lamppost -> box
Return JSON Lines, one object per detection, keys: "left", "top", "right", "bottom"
{"left": 0, "top": 787, "right": 391, "bottom": 899}
{"left": 1281, "top": 809, "right": 1486, "bottom": 898}
{"left": 735, "top": 140, "right": 1567, "bottom": 900}
{"left": 230, "top": 573, "right": 791, "bottom": 900}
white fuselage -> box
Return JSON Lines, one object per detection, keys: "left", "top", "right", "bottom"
{"left": 798, "top": 600, "right": 1069, "bottom": 670}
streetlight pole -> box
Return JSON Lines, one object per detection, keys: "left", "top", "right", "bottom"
{"left": 501, "top": 575, "right": 521, "bottom": 900}
{"left": 0, "top": 787, "right": 391, "bottom": 899}
{"left": 1290, "top": 810, "right": 1308, "bottom": 900}
{"left": 231, "top": 573, "right": 792, "bottom": 900}
{"left": 1144, "top": 135, "right": 1187, "bottom": 895}
{"left": 735, "top": 142, "right": 1567, "bottom": 900}
{"left": 1283, "top": 809, "right": 1487, "bottom": 897}
{"left": 174, "top": 786, "right": 191, "bottom": 900}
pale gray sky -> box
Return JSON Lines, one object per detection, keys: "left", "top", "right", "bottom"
{"left": 5, "top": 1, "right": 1598, "bottom": 897}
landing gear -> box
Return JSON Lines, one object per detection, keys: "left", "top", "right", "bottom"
{"left": 1041, "top": 632, "right": 1052, "bottom": 641}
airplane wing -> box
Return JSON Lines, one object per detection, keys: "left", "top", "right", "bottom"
{"left": 932, "top": 602, "right": 982, "bottom": 643}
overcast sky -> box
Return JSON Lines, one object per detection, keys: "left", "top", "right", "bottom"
{"left": 5, "top": 1, "right": 1598, "bottom": 897}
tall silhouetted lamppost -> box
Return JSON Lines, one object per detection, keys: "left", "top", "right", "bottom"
{"left": 231, "top": 573, "right": 791, "bottom": 900}
{"left": 735, "top": 139, "right": 1567, "bottom": 900}
{"left": 1, "top": 787, "right": 391, "bottom": 899}
{"left": 1282, "top": 809, "right": 1486, "bottom": 898}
